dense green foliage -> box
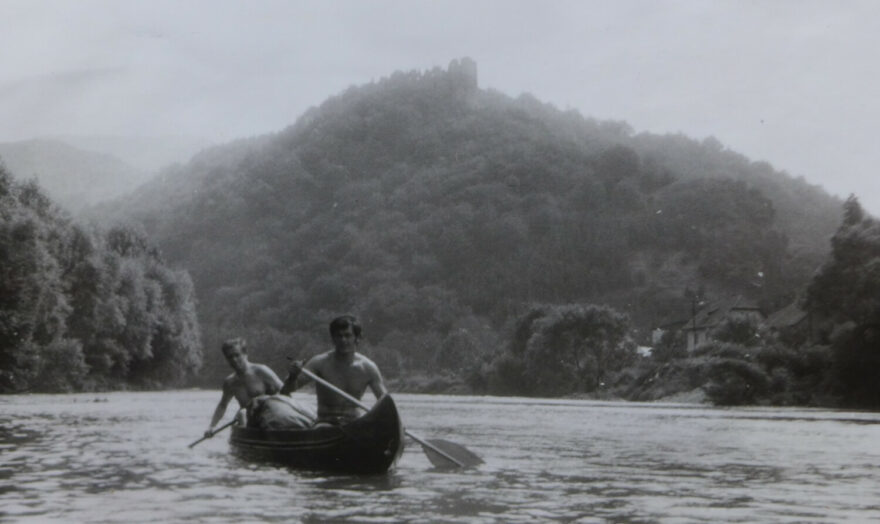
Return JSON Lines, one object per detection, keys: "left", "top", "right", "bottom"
{"left": 626, "top": 337, "right": 834, "bottom": 407}
{"left": 806, "top": 196, "right": 880, "bottom": 407}
{"left": 484, "top": 303, "right": 636, "bottom": 396}
{"left": 0, "top": 166, "right": 201, "bottom": 392}
{"left": 98, "top": 61, "right": 842, "bottom": 393}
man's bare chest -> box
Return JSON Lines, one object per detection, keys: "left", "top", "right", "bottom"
{"left": 232, "top": 372, "right": 269, "bottom": 402}
{"left": 320, "top": 364, "right": 369, "bottom": 394}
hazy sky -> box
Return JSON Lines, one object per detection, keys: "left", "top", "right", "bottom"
{"left": 2, "top": 0, "right": 879, "bottom": 214}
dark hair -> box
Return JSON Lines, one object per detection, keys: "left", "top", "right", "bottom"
{"left": 329, "top": 315, "right": 362, "bottom": 339}
{"left": 221, "top": 337, "right": 247, "bottom": 354}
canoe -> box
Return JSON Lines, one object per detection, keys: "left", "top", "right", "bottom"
{"left": 228, "top": 394, "right": 405, "bottom": 474}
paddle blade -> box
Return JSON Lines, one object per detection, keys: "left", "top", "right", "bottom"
{"left": 421, "top": 438, "right": 484, "bottom": 468}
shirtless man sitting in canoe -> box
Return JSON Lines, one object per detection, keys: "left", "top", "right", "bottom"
{"left": 281, "top": 315, "right": 387, "bottom": 425}
{"left": 204, "top": 338, "right": 310, "bottom": 437}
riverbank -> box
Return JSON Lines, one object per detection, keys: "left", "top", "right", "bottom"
{"left": 388, "top": 373, "right": 711, "bottom": 405}
{"left": 652, "top": 388, "right": 708, "bottom": 404}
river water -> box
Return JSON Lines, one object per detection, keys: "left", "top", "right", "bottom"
{"left": 1, "top": 391, "right": 879, "bottom": 523}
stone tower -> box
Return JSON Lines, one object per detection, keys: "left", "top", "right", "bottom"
{"left": 448, "top": 57, "right": 478, "bottom": 93}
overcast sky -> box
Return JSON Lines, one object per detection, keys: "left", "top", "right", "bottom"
{"left": 2, "top": 0, "right": 879, "bottom": 214}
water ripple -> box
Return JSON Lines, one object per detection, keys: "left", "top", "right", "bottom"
{"left": 2, "top": 392, "right": 880, "bottom": 522}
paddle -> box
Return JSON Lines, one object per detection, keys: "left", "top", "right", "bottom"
{"left": 188, "top": 419, "right": 235, "bottom": 448}
{"left": 297, "top": 367, "right": 483, "bottom": 468}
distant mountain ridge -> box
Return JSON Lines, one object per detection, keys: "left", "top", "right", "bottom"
{"left": 0, "top": 139, "right": 145, "bottom": 211}
{"left": 48, "top": 134, "right": 213, "bottom": 173}
{"left": 96, "top": 58, "right": 844, "bottom": 384}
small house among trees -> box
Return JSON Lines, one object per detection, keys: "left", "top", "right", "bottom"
{"left": 682, "top": 297, "right": 763, "bottom": 352}
{"left": 763, "top": 300, "right": 817, "bottom": 347}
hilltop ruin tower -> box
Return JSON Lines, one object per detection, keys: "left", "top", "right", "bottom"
{"left": 448, "top": 57, "right": 478, "bottom": 94}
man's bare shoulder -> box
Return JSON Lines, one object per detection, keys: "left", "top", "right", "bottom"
{"left": 354, "top": 352, "right": 377, "bottom": 363}
{"left": 251, "top": 363, "right": 279, "bottom": 376}
{"left": 307, "top": 351, "right": 336, "bottom": 368}
{"left": 354, "top": 352, "right": 380, "bottom": 370}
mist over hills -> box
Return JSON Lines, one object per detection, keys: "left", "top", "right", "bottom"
{"left": 48, "top": 134, "right": 213, "bottom": 173}
{"left": 0, "top": 133, "right": 215, "bottom": 213}
{"left": 0, "top": 139, "right": 147, "bottom": 212}
{"left": 96, "top": 58, "right": 844, "bottom": 385}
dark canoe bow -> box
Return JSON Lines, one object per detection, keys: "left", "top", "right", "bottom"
{"left": 229, "top": 394, "right": 405, "bottom": 474}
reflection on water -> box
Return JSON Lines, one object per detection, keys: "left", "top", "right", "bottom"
{"left": 2, "top": 391, "right": 880, "bottom": 522}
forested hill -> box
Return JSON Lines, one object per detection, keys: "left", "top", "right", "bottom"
{"left": 98, "top": 58, "right": 843, "bottom": 385}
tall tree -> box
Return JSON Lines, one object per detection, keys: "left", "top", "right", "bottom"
{"left": 807, "top": 196, "right": 880, "bottom": 407}
{"left": 493, "top": 303, "right": 636, "bottom": 396}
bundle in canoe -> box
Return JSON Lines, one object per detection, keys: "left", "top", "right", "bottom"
{"left": 228, "top": 394, "right": 404, "bottom": 474}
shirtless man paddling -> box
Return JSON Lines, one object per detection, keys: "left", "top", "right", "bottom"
{"left": 204, "top": 338, "right": 284, "bottom": 437}
{"left": 281, "top": 315, "right": 387, "bottom": 425}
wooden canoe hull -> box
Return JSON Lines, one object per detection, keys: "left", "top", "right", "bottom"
{"left": 229, "top": 394, "right": 404, "bottom": 474}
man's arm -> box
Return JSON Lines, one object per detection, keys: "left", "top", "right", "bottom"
{"left": 280, "top": 357, "right": 317, "bottom": 395}
{"left": 366, "top": 359, "right": 388, "bottom": 399}
{"left": 206, "top": 384, "right": 233, "bottom": 436}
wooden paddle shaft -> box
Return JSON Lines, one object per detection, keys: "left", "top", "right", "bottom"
{"left": 188, "top": 419, "right": 235, "bottom": 448}
{"left": 297, "top": 367, "right": 467, "bottom": 467}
